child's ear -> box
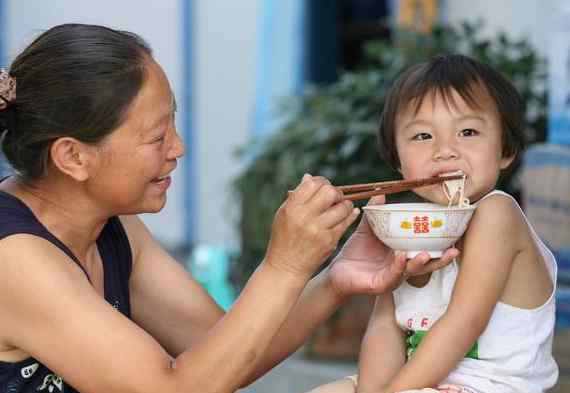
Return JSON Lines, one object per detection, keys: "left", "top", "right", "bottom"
{"left": 499, "top": 153, "right": 516, "bottom": 170}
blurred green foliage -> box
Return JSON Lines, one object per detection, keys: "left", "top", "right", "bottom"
{"left": 230, "top": 22, "right": 547, "bottom": 288}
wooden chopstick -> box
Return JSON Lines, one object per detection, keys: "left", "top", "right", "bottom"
{"left": 340, "top": 174, "right": 464, "bottom": 201}
{"left": 287, "top": 174, "right": 464, "bottom": 201}
{"left": 336, "top": 178, "right": 405, "bottom": 193}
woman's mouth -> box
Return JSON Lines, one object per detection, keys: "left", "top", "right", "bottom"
{"left": 151, "top": 175, "right": 172, "bottom": 191}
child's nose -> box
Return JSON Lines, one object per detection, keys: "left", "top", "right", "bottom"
{"left": 433, "top": 142, "right": 459, "bottom": 161}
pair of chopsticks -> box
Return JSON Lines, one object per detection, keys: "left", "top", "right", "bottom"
{"left": 338, "top": 174, "right": 463, "bottom": 201}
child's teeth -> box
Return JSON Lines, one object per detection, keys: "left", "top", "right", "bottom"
{"left": 441, "top": 170, "right": 464, "bottom": 177}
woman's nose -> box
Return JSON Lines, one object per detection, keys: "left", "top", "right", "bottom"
{"left": 167, "top": 128, "right": 186, "bottom": 159}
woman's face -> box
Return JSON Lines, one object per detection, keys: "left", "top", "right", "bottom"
{"left": 88, "top": 59, "right": 185, "bottom": 215}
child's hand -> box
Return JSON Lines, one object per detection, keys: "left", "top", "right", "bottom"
{"left": 328, "top": 196, "right": 458, "bottom": 297}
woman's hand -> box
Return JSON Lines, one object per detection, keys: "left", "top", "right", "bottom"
{"left": 328, "top": 195, "right": 459, "bottom": 298}
{"left": 265, "top": 174, "right": 360, "bottom": 279}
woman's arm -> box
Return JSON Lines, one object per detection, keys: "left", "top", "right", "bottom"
{"left": 380, "top": 196, "right": 523, "bottom": 392}
{"left": 357, "top": 293, "right": 406, "bottom": 393}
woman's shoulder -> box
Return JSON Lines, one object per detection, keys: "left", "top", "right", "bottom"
{"left": 0, "top": 192, "right": 48, "bottom": 247}
{"left": 0, "top": 189, "right": 36, "bottom": 222}
{"left": 0, "top": 233, "right": 81, "bottom": 274}
{"left": 0, "top": 233, "right": 94, "bottom": 343}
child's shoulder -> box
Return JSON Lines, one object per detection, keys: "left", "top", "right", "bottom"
{"left": 466, "top": 191, "right": 527, "bottom": 242}
{"left": 473, "top": 191, "right": 521, "bottom": 225}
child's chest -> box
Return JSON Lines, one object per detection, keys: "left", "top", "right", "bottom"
{"left": 394, "top": 262, "right": 458, "bottom": 331}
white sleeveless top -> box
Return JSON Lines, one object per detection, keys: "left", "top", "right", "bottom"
{"left": 393, "top": 190, "right": 558, "bottom": 393}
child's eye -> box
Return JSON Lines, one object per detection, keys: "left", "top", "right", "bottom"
{"left": 154, "top": 135, "right": 166, "bottom": 143}
{"left": 412, "top": 132, "right": 432, "bottom": 141}
{"left": 459, "top": 128, "right": 478, "bottom": 137}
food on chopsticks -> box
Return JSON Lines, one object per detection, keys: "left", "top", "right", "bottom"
{"left": 440, "top": 170, "right": 469, "bottom": 208}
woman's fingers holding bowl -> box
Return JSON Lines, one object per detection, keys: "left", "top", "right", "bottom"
{"left": 382, "top": 250, "right": 408, "bottom": 290}
{"left": 405, "top": 248, "right": 460, "bottom": 277}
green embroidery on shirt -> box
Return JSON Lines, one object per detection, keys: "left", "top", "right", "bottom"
{"left": 406, "top": 330, "right": 478, "bottom": 360}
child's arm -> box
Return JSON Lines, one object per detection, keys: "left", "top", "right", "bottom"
{"left": 357, "top": 292, "right": 406, "bottom": 393}
{"left": 381, "top": 196, "right": 523, "bottom": 392}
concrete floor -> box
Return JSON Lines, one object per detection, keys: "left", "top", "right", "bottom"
{"left": 239, "top": 350, "right": 357, "bottom": 393}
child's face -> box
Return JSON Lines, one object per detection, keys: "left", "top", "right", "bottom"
{"left": 394, "top": 87, "right": 514, "bottom": 204}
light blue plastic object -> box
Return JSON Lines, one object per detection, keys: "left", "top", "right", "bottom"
{"left": 189, "top": 244, "right": 236, "bottom": 310}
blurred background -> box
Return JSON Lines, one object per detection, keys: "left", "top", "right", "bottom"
{"left": 1, "top": 1, "right": 569, "bottom": 392}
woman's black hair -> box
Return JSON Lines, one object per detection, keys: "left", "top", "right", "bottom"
{"left": 1, "top": 23, "right": 152, "bottom": 180}
{"left": 377, "top": 54, "right": 526, "bottom": 169}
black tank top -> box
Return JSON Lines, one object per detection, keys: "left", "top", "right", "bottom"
{"left": 0, "top": 189, "right": 133, "bottom": 393}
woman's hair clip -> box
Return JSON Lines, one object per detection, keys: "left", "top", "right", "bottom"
{"left": 0, "top": 68, "right": 17, "bottom": 110}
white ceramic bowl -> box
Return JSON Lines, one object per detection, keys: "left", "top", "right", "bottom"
{"left": 363, "top": 203, "right": 477, "bottom": 258}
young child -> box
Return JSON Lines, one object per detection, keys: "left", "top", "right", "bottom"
{"left": 308, "top": 54, "right": 558, "bottom": 393}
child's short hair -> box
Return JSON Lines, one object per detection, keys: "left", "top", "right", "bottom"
{"left": 377, "top": 54, "right": 526, "bottom": 169}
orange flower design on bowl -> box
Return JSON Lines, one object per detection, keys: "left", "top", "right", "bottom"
{"left": 431, "top": 219, "right": 443, "bottom": 228}
{"left": 401, "top": 220, "right": 412, "bottom": 229}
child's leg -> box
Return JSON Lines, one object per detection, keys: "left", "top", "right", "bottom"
{"left": 304, "top": 375, "right": 357, "bottom": 393}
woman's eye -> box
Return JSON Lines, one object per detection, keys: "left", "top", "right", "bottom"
{"left": 412, "top": 132, "right": 432, "bottom": 141}
{"left": 154, "top": 135, "right": 166, "bottom": 143}
{"left": 459, "top": 128, "right": 478, "bottom": 137}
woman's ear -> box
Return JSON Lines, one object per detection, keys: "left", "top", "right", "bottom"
{"left": 50, "top": 137, "right": 94, "bottom": 181}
